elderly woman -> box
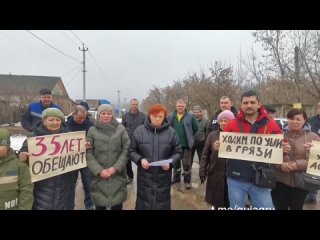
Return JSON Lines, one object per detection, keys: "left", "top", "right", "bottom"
{"left": 129, "top": 104, "right": 182, "bottom": 210}
{"left": 199, "top": 110, "right": 235, "bottom": 209}
{"left": 19, "top": 108, "right": 78, "bottom": 210}
{"left": 271, "top": 108, "right": 320, "bottom": 210}
{"left": 86, "top": 104, "right": 130, "bottom": 210}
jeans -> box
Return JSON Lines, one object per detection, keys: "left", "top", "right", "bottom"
{"left": 227, "top": 178, "right": 274, "bottom": 210}
{"left": 305, "top": 190, "right": 318, "bottom": 201}
{"left": 80, "top": 167, "right": 95, "bottom": 210}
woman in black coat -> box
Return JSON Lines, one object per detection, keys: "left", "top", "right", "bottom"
{"left": 19, "top": 108, "right": 78, "bottom": 210}
{"left": 199, "top": 110, "right": 235, "bottom": 209}
{"left": 129, "top": 104, "right": 182, "bottom": 210}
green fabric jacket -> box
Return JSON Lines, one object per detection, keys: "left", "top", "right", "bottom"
{"left": 86, "top": 119, "right": 130, "bottom": 208}
{"left": 168, "top": 111, "right": 199, "bottom": 149}
{"left": 0, "top": 151, "right": 33, "bottom": 210}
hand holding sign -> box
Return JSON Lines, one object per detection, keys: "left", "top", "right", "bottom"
{"left": 213, "top": 140, "right": 220, "bottom": 151}
{"left": 303, "top": 142, "right": 313, "bottom": 152}
{"left": 19, "top": 152, "right": 30, "bottom": 162}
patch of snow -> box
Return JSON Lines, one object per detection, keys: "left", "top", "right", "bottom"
{"left": 14, "top": 122, "right": 22, "bottom": 127}
{"left": 10, "top": 134, "right": 27, "bottom": 151}
{"left": 116, "top": 118, "right": 122, "bottom": 123}
{"left": 0, "top": 124, "right": 10, "bottom": 127}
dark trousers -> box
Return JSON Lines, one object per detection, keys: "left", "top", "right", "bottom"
{"left": 80, "top": 167, "right": 95, "bottom": 210}
{"left": 95, "top": 204, "right": 123, "bottom": 210}
{"left": 126, "top": 159, "right": 134, "bottom": 179}
{"left": 271, "top": 181, "right": 308, "bottom": 210}
{"left": 191, "top": 141, "right": 205, "bottom": 166}
{"left": 173, "top": 147, "right": 192, "bottom": 183}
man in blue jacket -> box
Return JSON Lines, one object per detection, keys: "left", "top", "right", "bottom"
{"left": 21, "top": 88, "right": 61, "bottom": 132}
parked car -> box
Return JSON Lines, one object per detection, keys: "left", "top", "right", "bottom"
{"left": 274, "top": 118, "right": 287, "bottom": 130}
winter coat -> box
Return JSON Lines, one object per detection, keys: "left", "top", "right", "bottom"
{"left": 308, "top": 115, "right": 320, "bottom": 136}
{"left": 168, "top": 111, "right": 199, "bottom": 149}
{"left": 224, "top": 107, "right": 282, "bottom": 182}
{"left": 129, "top": 117, "right": 182, "bottom": 210}
{"left": 19, "top": 122, "right": 78, "bottom": 210}
{"left": 0, "top": 150, "right": 34, "bottom": 210}
{"left": 66, "top": 116, "right": 94, "bottom": 133}
{"left": 86, "top": 119, "right": 130, "bottom": 208}
{"left": 193, "top": 117, "right": 210, "bottom": 147}
{"left": 209, "top": 107, "right": 238, "bottom": 132}
{"left": 122, "top": 110, "right": 146, "bottom": 141}
{"left": 199, "top": 130, "right": 228, "bottom": 208}
{"left": 276, "top": 124, "right": 320, "bottom": 187}
{"left": 21, "top": 101, "right": 61, "bottom": 132}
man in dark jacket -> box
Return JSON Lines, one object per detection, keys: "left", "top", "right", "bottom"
{"left": 305, "top": 102, "right": 320, "bottom": 204}
{"left": 191, "top": 105, "right": 210, "bottom": 165}
{"left": 66, "top": 105, "right": 95, "bottom": 210}
{"left": 21, "top": 88, "right": 61, "bottom": 132}
{"left": 208, "top": 96, "right": 237, "bottom": 132}
{"left": 215, "top": 90, "right": 291, "bottom": 209}
{"left": 122, "top": 99, "right": 146, "bottom": 184}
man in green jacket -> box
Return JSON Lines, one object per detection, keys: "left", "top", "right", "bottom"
{"left": 168, "top": 99, "right": 199, "bottom": 190}
{"left": 0, "top": 129, "right": 33, "bottom": 210}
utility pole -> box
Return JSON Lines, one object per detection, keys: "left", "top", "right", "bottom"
{"left": 294, "top": 46, "right": 301, "bottom": 102}
{"left": 117, "top": 90, "right": 120, "bottom": 118}
{"left": 79, "top": 43, "right": 88, "bottom": 101}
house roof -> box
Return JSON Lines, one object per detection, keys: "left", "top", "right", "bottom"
{"left": 0, "top": 74, "right": 68, "bottom": 97}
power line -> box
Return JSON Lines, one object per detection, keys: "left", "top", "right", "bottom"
{"left": 26, "top": 30, "right": 81, "bottom": 63}
{"left": 65, "top": 69, "right": 81, "bottom": 86}
{"left": 61, "top": 63, "right": 83, "bottom": 77}
{"left": 61, "top": 30, "right": 79, "bottom": 48}
{"left": 88, "top": 50, "right": 116, "bottom": 88}
{"left": 70, "top": 30, "right": 83, "bottom": 45}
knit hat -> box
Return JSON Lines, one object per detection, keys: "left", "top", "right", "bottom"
{"left": 98, "top": 104, "right": 113, "bottom": 117}
{"left": 41, "top": 108, "right": 65, "bottom": 121}
{"left": 217, "top": 110, "right": 235, "bottom": 121}
{"left": 40, "top": 88, "right": 52, "bottom": 95}
{"left": 0, "top": 128, "right": 10, "bottom": 148}
{"left": 79, "top": 101, "right": 89, "bottom": 111}
{"left": 193, "top": 105, "right": 202, "bottom": 112}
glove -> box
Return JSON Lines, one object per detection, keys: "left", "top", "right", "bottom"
{"left": 200, "top": 176, "right": 206, "bottom": 184}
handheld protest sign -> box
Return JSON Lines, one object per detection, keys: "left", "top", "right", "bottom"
{"left": 306, "top": 140, "right": 320, "bottom": 176}
{"left": 218, "top": 132, "right": 283, "bottom": 164}
{"left": 27, "top": 131, "right": 87, "bottom": 182}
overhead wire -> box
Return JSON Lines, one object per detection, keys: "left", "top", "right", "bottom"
{"left": 61, "top": 30, "right": 79, "bottom": 48}
{"left": 61, "top": 63, "right": 83, "bottom": 77}
{"left": 26, "top": 30, "right": 82, "bottom": 63}
{"left": 70, "top": 30, "right": 83, "bottom": 45}
{"left": 65, "top": 69, "right": 82, "bottom": 86}
{"left": 88, "top": 50, "right": 117, "bottom": 88}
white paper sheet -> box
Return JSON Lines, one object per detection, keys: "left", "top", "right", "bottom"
{"left": 148, "top": 159, "right": 173, "bottom": 166}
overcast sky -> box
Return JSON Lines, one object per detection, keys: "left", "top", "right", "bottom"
{"left": 0, "top": 30, "right": 259, "bottom": 104}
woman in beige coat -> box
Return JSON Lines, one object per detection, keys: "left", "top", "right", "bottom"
{"left": 272, "top": 108, "right": 320, "bottom": 210}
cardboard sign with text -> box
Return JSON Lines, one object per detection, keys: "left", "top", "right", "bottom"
{"left": 27, "top": 131, "right": 87, "bottom": 182}
{"left": 218, "top": 132, "right": 283, "bottom": 164}
{"left": 306, "top": 140, "right": 320, "bottom": 176}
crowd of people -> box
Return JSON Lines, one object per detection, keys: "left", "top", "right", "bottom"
{"left": 1, "top": 88, "right": 320, "bottom": 210}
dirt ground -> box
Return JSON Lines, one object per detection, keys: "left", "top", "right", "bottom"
{"left": 75, "top": 158, "right": 320, "bottom": 210}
